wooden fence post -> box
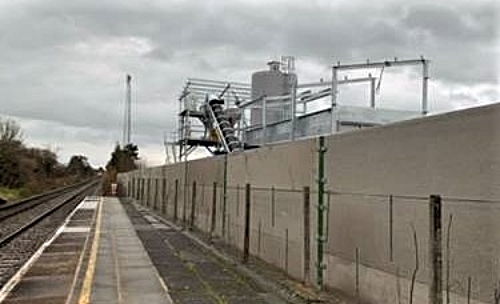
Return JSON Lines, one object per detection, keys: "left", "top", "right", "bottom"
{"left": 243, "top": 183, "right": 251, "bottom": 263}
{"left": 154, "top": 178, "right": 159, "bottom": 210}
{"left": 303, "top": 186, "right": 311, "bottom": 284}
{"left": 174, "top": 179, "right": 179, "bottom": 222}
{"left": 190, "top": 181, "right": 197, "bottom": 230}
{"left": 429, "top": 195, "right": 443, "bottom": 304}
{"left": 162, "top": 178, "right": 167, "bottom": 215}
{"left": 210, "top": 182, "right": 217, "bottom": 238}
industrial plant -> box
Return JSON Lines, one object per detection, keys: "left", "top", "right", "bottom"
{"left": 174, "top": 56, "right": 430, "bottom": 161}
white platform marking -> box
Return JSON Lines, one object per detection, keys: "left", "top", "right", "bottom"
{"left": 63, "top": 227, "right": 91, "bottom": 233}
{"left": 78, "top": 200, "right": 99, "bottom": 210}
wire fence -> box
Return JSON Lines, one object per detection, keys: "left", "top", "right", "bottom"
{"left": 122, "top": 176, "right": 500, "bottom": 304}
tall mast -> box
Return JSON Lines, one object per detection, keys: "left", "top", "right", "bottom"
{"left": 123, "top": 74, "right": 132, "bottom": 145}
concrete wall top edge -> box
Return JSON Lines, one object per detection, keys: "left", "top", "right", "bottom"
{"left": 326, "top": 101, "right": 500, "bottom": 142}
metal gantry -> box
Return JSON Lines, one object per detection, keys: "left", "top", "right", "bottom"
{"left": 331, "top": 57, "right": 430, "bottom": 132}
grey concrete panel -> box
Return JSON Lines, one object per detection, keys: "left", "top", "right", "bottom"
{"left": 441, "top": 201, "right": 499, "bottom": 301}
{"left": 228, "top": 139, "right": 316, "bottom": 189}
{"left": 258, "top": 232, "right": 284, "bottom": 270}
{"left": 286, "top": 240, "right": 304, "bottom": 279}
{"left": 273, "top": 190, "right": 304, "bottom": 239}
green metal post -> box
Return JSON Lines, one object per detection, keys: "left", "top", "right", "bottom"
{"left": 317, "top": 136, "right": 327, "bottom": 289}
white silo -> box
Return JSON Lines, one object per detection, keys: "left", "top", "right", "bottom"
{"left": 250, "top": 60, "right": 297, "bottom": 126}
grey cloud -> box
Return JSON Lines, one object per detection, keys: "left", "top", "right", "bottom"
{"left": 403, "top": 4, "right": 477, "bottom": 40}
{"left": 0, "top": 0, "right": 497, "bottom": 166}
{"left": 145, "top": 47, "right": 173, "bottom": 61}
{"left": 402, "top": 2, "right": 498, "bottom": 42}
{"left": 5, "top": 0, "right": 496, "bottom": 85}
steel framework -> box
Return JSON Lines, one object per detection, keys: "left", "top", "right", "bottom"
{"left": 177, "top": 78, "right": 252, "bottom": 161}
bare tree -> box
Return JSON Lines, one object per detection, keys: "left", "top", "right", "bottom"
{"left": 0, "top": 118, "right": 24, "bottom": 188}
{"left": 0, "top": 118, "right": 23, "bottom": 143}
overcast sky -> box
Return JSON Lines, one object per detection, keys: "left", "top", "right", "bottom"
{"left": 0, "top": 0, "right": 498, "bottom": 167}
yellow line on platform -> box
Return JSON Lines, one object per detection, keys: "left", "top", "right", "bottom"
{"left": 111, "top": 228, "right": 123, "bottom": 303}
{"left": 78, "top": 199, "right": 103, "bottom": 304}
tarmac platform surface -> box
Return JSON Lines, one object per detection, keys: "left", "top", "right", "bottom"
{"left": 0, "top": 197, "right": 308, "bottom": 304}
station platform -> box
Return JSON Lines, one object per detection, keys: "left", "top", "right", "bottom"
{"left": 0, "top": 197, "right": 298, "bottom": 304}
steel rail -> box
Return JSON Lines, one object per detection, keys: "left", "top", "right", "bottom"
{"left": 0, "top": 179, "right": 95, "bottom": 212}
{"left": 0, "top": 181, "right": 97, "bottom": 249}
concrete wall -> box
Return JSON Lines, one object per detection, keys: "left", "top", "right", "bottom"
{"left": 118, "top": 102, "right": 500, "bottom": 304}
{"left": 323, "top": 103, "right": 500, "bottom": 303}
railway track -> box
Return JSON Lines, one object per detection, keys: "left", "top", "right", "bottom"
{"left": 0, "top": 180, "right": 99, "bottom": 288}
{"left": 0, "top": 180, "right": 94, "bottom": 221}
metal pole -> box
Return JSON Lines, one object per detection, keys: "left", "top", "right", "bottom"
{"left": 330, "top": 66, "right": 339, "bottom": 133}
{"left": 370, "top": 75, "right": 376, "bottom": 108}
{"left": 331, "top": 67, "right": 338, "bottom": 133}
{"left": 123, "top": 74, "right": 131, "bottom": 145}
{"left": 290, "top": 76, "right": 297, "bottom": 141}
{"left": 126, "top": 74, "right": 132, "bottom": 144}
{"left": 422, "top": 61, "right": 429, "bottom": 115}
{"left": 262, "top": 97, "right": 267, "bottom": 145}
{"left": 316, "top": 136, "right": 327, "bottom": 288}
